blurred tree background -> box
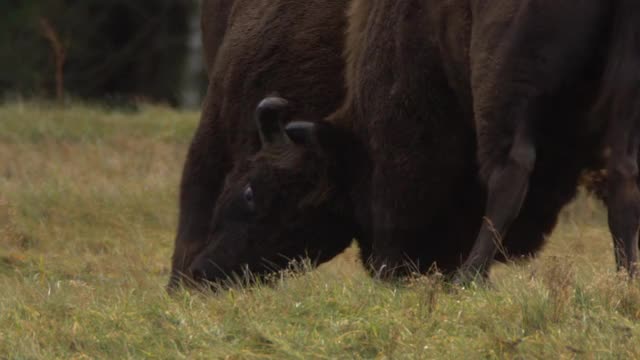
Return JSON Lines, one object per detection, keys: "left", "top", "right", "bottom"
{"left": 0, "top": 0, "right": 206, "bottom": 107}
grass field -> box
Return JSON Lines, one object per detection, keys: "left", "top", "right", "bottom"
{"left": 1, "top": 102, "right": 640, "bottom": 359}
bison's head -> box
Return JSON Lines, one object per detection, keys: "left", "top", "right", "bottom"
{"left": 187, "top": 97, "right": 356, "bottom": 287}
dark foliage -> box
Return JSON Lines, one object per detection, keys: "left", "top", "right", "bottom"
{"left": 0, "top": 0, "right": 199, "bottom": 105}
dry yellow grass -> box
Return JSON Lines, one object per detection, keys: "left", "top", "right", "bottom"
{"left": 1, "top": 101, "right": 639, "bottom": 359}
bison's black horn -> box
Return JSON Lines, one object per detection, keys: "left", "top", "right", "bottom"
{"left": 284, "top": 121, "right": 318, "bottom": 146}
{"left": 256, "top": 96, "right": 290, "bottom": 146}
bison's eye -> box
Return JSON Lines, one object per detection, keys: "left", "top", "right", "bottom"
{"left": 243, "top": 184, "right": 256, "bottom": 211}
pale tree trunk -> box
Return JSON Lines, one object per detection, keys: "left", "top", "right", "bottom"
{"left": 180, "top": 1, "right": 205, "bottom": 108}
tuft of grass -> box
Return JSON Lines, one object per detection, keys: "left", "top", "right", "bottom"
{"left": 1, "top": 101, "right": 640, "bottom": 358}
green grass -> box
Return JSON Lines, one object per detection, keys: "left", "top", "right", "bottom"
{"left": 1, "top": 101, "right": 640, "bottom": 359}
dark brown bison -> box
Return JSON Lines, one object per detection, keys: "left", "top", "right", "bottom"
{"left": 167, "top": 0, "right": 353, "bottom": 288}
{"left": 456, "top": 0, "right": 640, "bottom": 281}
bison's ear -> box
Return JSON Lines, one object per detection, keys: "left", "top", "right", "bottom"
{"left": 285, "top": 120, "right": 344, "bottom": 159}
{"left": 255, "top": 97, "right": 291, "bottom": 147}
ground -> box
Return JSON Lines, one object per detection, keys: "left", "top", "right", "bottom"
{"left": 1, "top": 102, "right": 639, "bottom": 359}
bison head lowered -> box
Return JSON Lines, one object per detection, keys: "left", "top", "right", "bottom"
{"left": 187, "top": 97, "right": 356, "bottom": 286}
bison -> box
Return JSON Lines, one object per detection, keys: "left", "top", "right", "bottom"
{"left": 456, "top": 0, "right": 640, "bottom": 281}
{"left": 168, "top": 0, "right": 353, "bottom": 289}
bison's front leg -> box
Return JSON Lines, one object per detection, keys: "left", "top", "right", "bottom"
{"left": 456, "top": 120, "right": 536, "bottom": 283}
{"left": 606, "top": 131, "right": 640, "bottom": 275}
{"left": 598, "top": 0, "right": 640, "bottom": 276}
{"left": 456, "top": 0, "right": 606, "bottom": 284}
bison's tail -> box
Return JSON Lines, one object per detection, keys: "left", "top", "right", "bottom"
{"left": 595, "top": 0, "right": 640, "bottom": 125}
